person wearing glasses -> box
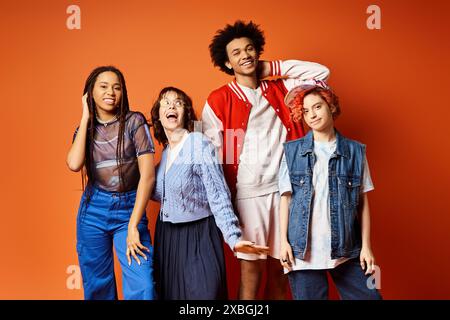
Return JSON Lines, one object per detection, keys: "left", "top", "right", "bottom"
{"left": 149, "top": 87, "right": 269, "bottom": 300}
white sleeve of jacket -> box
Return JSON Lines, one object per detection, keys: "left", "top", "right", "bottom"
{"left": 270, "top": 60, "right": 330, "bottom": 91}
{"left": 201, "top": 101, "right": 224, "bottom": 150}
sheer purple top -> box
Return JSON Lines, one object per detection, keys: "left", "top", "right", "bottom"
{"left": 74, "top": 111, "right": 155, "bottom": 192}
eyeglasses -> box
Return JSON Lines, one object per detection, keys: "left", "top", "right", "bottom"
{"left": 160, "top": 99, "right": 185, "bottom": 108}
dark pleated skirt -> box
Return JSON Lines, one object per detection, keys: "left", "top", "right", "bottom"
{"left": 154, "top": 215, "right": 228, "bottom": 300}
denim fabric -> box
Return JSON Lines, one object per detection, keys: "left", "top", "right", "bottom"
{"left": 283, "top": 130, "right": 365, "bottom": 260}
{"left": 288, "top": 258, "right": 382, "bottom": 300}
{"left": 76, "top": 187, "right": 155, "bottom": 300}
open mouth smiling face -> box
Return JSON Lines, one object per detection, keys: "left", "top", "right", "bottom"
{"left": 159, "top": 91, "right": 186, "bottom": 130}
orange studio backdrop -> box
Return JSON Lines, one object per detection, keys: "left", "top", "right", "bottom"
{"left": 0, "top": 0, "right": 449, "bottom": 299}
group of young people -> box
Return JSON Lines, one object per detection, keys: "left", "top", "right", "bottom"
{"left": 67, "top": 20, "right": 382, "bottom": 300}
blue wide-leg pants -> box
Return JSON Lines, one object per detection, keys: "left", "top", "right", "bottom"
{"left": 76, "top": 187, "right": 155, "bottom": 300}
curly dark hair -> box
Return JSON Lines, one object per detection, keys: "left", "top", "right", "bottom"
{"left": 209, "top": 20, "right": 265, "bottom": 75}
{"left": 150, "top": 87, "right": 197, "bottom": 145}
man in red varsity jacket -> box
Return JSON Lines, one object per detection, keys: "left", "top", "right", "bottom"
{"left": 202, "top": 20, "right": 330, "bottom": 299}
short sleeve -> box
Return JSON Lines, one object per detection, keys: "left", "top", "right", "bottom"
{"left": 278, "top": 153, "right": 293, "bottom": 195}
{"left": 130, "top": 112, "right": 155, "bottom": 156}
{"left": 361, "top": 155, "right": 374, "bottom": 193}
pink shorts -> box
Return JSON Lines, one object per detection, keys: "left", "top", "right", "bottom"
{"left": 235, "top": 192, "right": 281, "bottom": 260}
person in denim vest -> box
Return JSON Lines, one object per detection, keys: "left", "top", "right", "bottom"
{"left": 278, "top": 79, "right": 382, "bottom": 300}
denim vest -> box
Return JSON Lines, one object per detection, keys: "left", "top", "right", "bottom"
{"left": 283, "top": 129, "right": 366, "bottom": 260}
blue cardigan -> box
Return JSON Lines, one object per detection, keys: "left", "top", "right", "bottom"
{"left": 152, "top": 132, "right": 241, "bottom": 250}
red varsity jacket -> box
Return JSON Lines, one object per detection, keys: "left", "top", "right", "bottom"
{"left": 206, "top": 77, "right": 305, "bottom": 200}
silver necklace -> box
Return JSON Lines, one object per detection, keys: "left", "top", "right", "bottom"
{"left": 96, "top": 115, "right": 118, "bottom": 127}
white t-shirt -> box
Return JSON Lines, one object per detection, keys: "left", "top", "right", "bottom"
{"left": 233, "top": 82, "right": 287, "bottom": 199}
{"left": 201, "top": 60, "right": 330, "bottom": 200}
{"left": 278, "top": 139, "right": 374, "bottom": 271}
